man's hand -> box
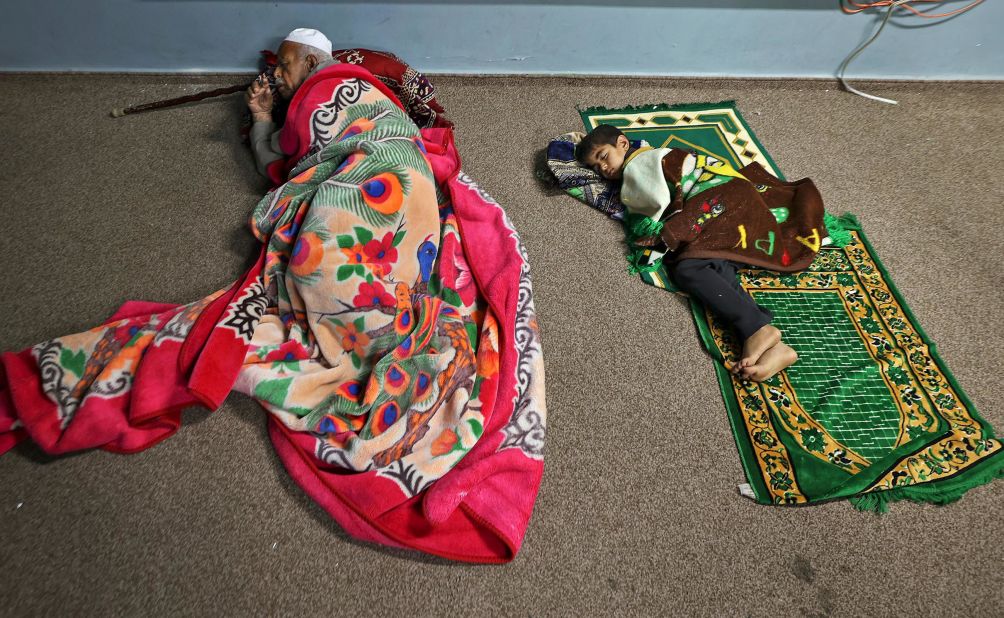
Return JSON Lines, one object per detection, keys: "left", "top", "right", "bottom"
{"left": 246, "top": 73, "right": 273, "bottom": 122}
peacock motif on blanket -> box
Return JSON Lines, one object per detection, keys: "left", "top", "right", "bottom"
{"left": 247, "top": 89, "right": 496, "bottom": 495}
{"left": 372, "top": 317, "right": 477, "bottom": 468}
{"left": 311, "top": 102, "right": 433, "bottom": 220}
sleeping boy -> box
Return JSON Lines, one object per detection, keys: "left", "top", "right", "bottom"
{"left": 577, "top": 124, "right": 828, "bottom": 382}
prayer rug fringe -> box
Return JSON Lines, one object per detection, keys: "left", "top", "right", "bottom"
{"left": 850, "top": 458, "right": 1004, "bottom": 513}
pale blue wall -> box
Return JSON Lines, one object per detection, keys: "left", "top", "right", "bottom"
{"left": 1, "top": 0, "right": 1000, "bottom": 79}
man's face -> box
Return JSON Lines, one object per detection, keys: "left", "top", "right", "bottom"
{"left": 273, "top": 42, "right": 318, "bottom": 99}
{"left": 582, "top": 135, "right": 630, "bottom": 180}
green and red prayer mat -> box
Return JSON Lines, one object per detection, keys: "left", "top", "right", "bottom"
{"left": 581, "top": 103, "right": 1003, "bottom": 510}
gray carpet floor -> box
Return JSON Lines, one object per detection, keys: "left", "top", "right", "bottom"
{"left": 0, "top": 73, "right": 1001, "bottom": 616}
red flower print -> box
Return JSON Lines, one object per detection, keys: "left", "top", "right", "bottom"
{"left": 263, "top": 340, "right": 310, "bottom": 362}
{"left": 353, "top": 281, "right": 395, "bottom": 308}
{"left": 363, "top": 232, "right": 398, "bottom": 277}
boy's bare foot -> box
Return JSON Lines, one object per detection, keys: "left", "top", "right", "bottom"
{"left": 733, "top": 324, "right": 781, "bottom": 374}
{"left": 740, "top": 342, "right": 798, "bottom": 382}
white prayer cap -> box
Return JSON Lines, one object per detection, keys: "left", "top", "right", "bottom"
{"left": 283, "top": 28, "right": 332, "bottom": 55}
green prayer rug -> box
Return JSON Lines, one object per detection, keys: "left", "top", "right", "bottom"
{"left": 580, "top": 102, "right": 1004, "bottom": 510}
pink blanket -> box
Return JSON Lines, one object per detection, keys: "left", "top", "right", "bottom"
{"left": 0, "top": 65, "right": 546, "bottom": 563}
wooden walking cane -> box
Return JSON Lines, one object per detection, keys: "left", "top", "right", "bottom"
{"left": 109, "top": 72, "right": 274, "bottom": 118}
{"left": 109, "top": 83, "right": 246, "bottom": 117}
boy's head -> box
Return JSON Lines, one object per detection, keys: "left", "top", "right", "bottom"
{"left": 576, "top": 124, "right": 631, "bottom": 180}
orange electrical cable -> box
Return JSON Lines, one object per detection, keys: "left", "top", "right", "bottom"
{"left": 837, "top": 0, "right": 986, "bottom": 105}
{"left": 840, "top": 0, "right": 984, "bottom": 18}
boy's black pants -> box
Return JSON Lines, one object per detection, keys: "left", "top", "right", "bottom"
{"left": 668, "top": 258, "right": 772, "bottom": 342}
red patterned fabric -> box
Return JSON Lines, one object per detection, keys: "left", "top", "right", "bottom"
{"left": 258, "top": 47, "right": 451, "bottom": 131}
{"left": 333, "top": 48, "right": 452, "bottom": 130}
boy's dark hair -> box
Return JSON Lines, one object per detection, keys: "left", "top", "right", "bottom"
{"left": 575, "top": 124, "right": 625, "bottom": 165}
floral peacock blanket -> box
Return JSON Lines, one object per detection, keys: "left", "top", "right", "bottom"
{"left": 0, "top": 64, "right": 546, "bottom": 563}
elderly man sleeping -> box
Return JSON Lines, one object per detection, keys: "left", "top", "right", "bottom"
{"left": 246, "top": 28, "right": 451, "bottom": 184}
{"left": 0, "top": 33, "right": 546, "bottom": 563}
